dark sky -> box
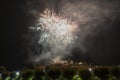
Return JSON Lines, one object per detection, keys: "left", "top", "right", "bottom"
{"left": 1, "top": 0, "right": 120, "bottom": 70}
{"left": 2, "top": 0, "right": 29, "bottom": 70}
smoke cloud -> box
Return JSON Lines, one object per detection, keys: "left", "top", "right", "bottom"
{"left": 23, "top": 0, "right": 120, "bottom": 65}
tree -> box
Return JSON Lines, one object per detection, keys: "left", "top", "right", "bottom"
{"left": 21, "top": 69, "right": 34, "bottom": 80}
{"left": 79, "top": 69, "right": 92, "bottom": 80}
{"left": 110, "top": 66, "right": 120, "bottom": 80}
{"left": 34, "top": 69, "right": 45, "bottom": 80}
{"left": 1, "top": 72, "right": 10, "bottom": 80}
{"left": 0, "top": 66, "right": 6, "bottom": 73}
{"left": 9, "top": 72, "right": 16, "bottom": 79}
{"left": 94, "top": 67, "right": 109, "bottom": 80}
{"left": 62, "top": 68, "right": 76, "bottom": 80}
{"left": 47, "top": 69, "right": 61, "bottom": 80}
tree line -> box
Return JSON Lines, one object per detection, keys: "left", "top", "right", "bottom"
{"left": 0, "top": 65, "right": 120, "bottom": 80}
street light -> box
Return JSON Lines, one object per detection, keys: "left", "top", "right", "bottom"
{"left": 88, "top": 68, "right": 92, "bottom": 72}
{"left": 16, "top": 71, "right": 19, "bottom": 76}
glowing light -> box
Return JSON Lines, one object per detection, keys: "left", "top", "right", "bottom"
{"left": 88, "top": 68, "right": 92, "bottom": 72}
{"left": 29, "top": 9, "right": 77, "bottom": 63}
{"left": 16, "top": 72, "right": 19, "bottom": 75}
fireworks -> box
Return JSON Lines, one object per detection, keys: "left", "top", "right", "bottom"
{"left": 29, "top": 9, "right": 77, "bottom": 63}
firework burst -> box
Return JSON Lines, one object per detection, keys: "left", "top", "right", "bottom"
{"left": 29, "top": 9, "right": 77, "bottom": 64}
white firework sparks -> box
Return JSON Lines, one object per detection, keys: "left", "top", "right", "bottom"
{"left": 29, "top": 9, "right": 77, "bottom": 63}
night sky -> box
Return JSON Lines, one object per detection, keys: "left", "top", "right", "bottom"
{"left": 2, "top": 0, "right": 120, "bottom": 70}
